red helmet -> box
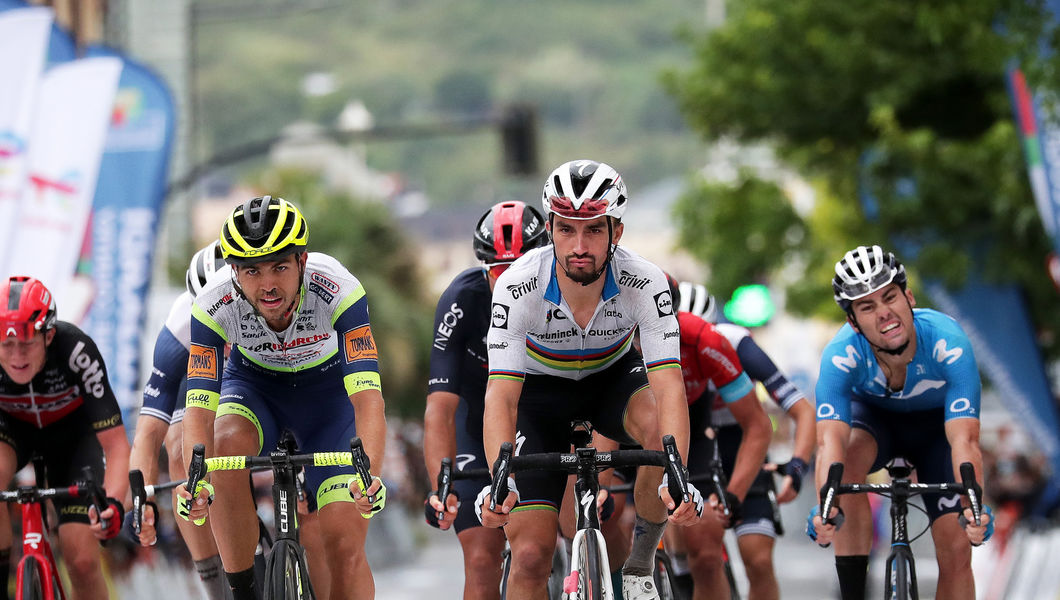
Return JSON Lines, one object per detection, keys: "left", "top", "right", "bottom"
{"left": 0, "top": 277, "right": 57, "bottom": 342}
{"left": 473, "top": 201, "right": 549, "bottom": 264}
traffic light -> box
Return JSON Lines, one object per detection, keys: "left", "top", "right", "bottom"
{"left": 500, "top": 103, "right": 538, "bottom": 177}
{"left": 723, "top": 284, "right": 774, "bottom": 327}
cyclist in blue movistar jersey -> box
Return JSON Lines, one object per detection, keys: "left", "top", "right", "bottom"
{"left": 178, "top": 196, "right": 387, "bottom": 600}
{"left": 810, "top": 245, "right": 991, "bottom": 600}
{"left": 478, "top": 160, "right": 702, "bottom": 600}
{"left": 423, "top": 200, "right": 549, "bottom": 599}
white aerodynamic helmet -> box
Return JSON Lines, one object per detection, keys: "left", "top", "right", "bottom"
{"left": 832, "top": 244, "right": 907, "bottom": 312}
{"left": 186, "top": 240, "right": 226, "bottom": 297}
{"left": 678, "top": 281, "right": 719, "bottom": 323}
{"left": 541, "top": 159, "right": 628, "bottom": 221}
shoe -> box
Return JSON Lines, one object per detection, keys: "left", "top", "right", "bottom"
{"left": 621, "top": 574, "right": 660, "bottom": 600}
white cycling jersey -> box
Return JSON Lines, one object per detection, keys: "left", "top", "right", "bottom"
{"left": 164, "top": 291, "right": 194, "bottom": 350}
{"left": 487, "top": 245, "right": 681, "bottom": 381}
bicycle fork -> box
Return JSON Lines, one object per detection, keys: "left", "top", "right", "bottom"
{"left": 563, "top": 450, "right": 614, "bottom": 600}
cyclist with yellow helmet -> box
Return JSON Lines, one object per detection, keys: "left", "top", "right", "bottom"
{"left": 178, "top": 196, "right": 387, "bottom": 600}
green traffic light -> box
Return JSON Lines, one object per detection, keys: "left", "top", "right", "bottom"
{"left": 724, "top": 284, "right": 774, "bottom": 327}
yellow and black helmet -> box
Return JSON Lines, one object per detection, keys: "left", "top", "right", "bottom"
{"left": 220, "top": 196, "right": 308, "bottom": 265}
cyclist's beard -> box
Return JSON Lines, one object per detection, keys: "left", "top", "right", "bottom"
{"left": 561, "top": 253, "right": 601, "bottom": 284}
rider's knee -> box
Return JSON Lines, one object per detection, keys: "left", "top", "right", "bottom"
{"left": 63, "top": 542, "right": 101, "bottom": 580}
{"left": 508, "top": 538, "right": 556, "bottom": 580}
{"left": 739, "top": 547, "right": 774, "bottom": 580}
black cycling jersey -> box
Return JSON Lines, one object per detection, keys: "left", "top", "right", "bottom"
{"left": 0, "top": 321, "right": 122, "bottom": 431}
{"left": 427, "top": 268, "right": 491, "bottom": 433}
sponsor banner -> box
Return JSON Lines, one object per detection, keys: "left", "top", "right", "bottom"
{"left": 1006, "top": 66, "right": 1060, "bottom": 256}
{"left": 0, "top": 7, "right": 52, "bottom": 269}
{"left": 82, "top": 46, "right": 175, "bottom": 412}
{"left": 0, "top": 1, "right": 74, "bottom": 64}
{"left": 3, "top": 57, "right": 122, "bottom": 305}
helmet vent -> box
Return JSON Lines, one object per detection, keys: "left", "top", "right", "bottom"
{"left": 7, "top": 281, "right": 23, "bottom": 310}
{"left": 501, "top": 224, "right": 514, "bottom": 251}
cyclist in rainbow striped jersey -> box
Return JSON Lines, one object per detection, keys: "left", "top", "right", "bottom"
{"left": 810, "top": 245, "right": 992, "bottom": 600}
{"left": 478, "top": 160, "right": 702, "bottom": 600}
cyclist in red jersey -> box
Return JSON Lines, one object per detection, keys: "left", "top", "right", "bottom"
{"left": 0, "top": 276, "right": 130, "bottom": 600}
{"left": 665, "top": 276, "right": 772, "bottom": 599}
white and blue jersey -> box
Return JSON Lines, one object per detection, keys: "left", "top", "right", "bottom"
{"left": 815, "top": 308, "right": 981, "bottom": 424}
{"left": 140, "top": 292, "right": 193, "bottom": 424}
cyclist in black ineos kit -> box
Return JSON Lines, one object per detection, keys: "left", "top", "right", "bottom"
{"left": 0, "top": 276, "right": 131, "bottom": 600}
{"left": 423, "top": 200, "right": 549, "bottom": 599}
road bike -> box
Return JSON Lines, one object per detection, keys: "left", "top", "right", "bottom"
{"left": 185, "top": 436, "right": 378, "bottom": 600}
{"left": 819, "top": 459, "right": 983, "bottom": 600}
{"left": 4, "top": 461, "right": 110, "bottom": 600}
{"left": 487, "top": 421, "right": 694, "bottom": 600}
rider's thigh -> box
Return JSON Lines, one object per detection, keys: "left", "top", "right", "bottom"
{"left": 316, "top": 500, "right": 369, "bottom": 557}
{"left": 735, "top": 533, "right": 775, "bottom": 578}
{"left": 844, "top": 428, "right": 878, "bottom": 482}
{"left": 621, "top": 386, "right": 661, "bottom": 451}
{"left": 507, "top": 508, "right": 561, "bottom": 581}
{"left": 214, "top": 413, "right": 261, "bottom": 456}
{"left": 0, "top": 442, "right": 17, "bottom": 487}
{"left": 56, "top": 523, "right": 102, "bottom": 580}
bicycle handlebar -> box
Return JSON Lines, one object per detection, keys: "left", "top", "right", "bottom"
{"left": 436, "top": 457, "right": 453, "bottom": 521}
{"left": 819, "top": 461, "right": 983, "bottom": 526}
{"left": 129, "top": 469, "right": 146, "bottom": 537}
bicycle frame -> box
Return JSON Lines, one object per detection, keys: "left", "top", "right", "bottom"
{"left": 564, "top": 442, "right": 614, "bottom": 600}
{"left": 15, "top": 499, "right": 65, "bottom": 600}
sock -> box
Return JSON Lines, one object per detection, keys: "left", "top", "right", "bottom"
{"left": 225, "top": 567, "right": 260, "bottom": 600}
{"left": 622, "top": 515, "right": 667, "bottom": 577}
{"left": 670, "top": 553, "right": 689, "bottom": 577}
{"left": 835, "top": 555, "right": 869, "bottom": 600}
{"left": 195, "top": 555, "right": 232, "bottom": 600}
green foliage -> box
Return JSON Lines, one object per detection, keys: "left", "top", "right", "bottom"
{"left": 666, "top": 0, "right": 1060, "bottom": 354}
{"left": 252, "top": 169, "right": 434, "bottom": 418}
{"left": 673, "top": 171, "right": 805, "bottom": 299}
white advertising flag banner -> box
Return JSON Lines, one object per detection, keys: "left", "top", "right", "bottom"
{"left": 4, "top": 57, "right": 122, "bottom": 303}
{"left": 0, "top": 7, "right": 53, "bottom": 270}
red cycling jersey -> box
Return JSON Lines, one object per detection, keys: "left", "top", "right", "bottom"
{"left": 678, "top": 311, "right": 750, "bottom": 406}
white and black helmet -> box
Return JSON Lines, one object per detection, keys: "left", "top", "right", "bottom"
{"left": 541, "top": 159, "right": 628, "bottom": 221}
{"left": 186, "top": 241, "right": 226, "bottom": 297}
{"left": 832, "top": 245, "right": 907, "bottom": 312}
{"left": 678, "top": 281, "right": 719, "bottom": 323}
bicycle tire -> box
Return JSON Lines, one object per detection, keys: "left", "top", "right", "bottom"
{"left": 652, "top": 548, "right": 680, "bottom": 600}
{"left": 723, "top": 557, "right": 740, "bottom": 600}
{"left": 886, "top": 554, "right": 917, "bottom": 600}
{"left": 577, "top": 532, "right": 604, "bottom": 600}
{"left": 499, "top": 546, "right": 512, "bottom": 600}
{"left": 19, "top": 556, "right": 44, "bottom": 600}
{"left": 548, "top": 538, "right": 569, "bottom": 600}
{"left": 264, "top": 540, "right": 315, "bottom": 600}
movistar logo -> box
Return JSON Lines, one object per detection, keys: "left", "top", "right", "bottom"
{"left": 831, "top": 345, "right": 860, "bottom": 373}
{"left": 933, "top": 340, "right": 963, "bottom": 365}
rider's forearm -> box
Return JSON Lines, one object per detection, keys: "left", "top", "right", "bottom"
{"left": 814, "top": 420, "right": 850, "bottom": 491}
{"left": 789, "top": 399, "right": 817, "bottom": 463}
{"left": 98, "top": 426, "right": 131, "bottom": 503}
{"left": 182, "top": 406, "right": 216, "bottom": 468}
{"left": 728, "top": 408, "right": 771, "bottom": 500}
{"left": 649, "top": 368, "right": 689, "bottom": 456}
{"left": 483, "top": 380, "right": 519, "bottom": 468}
{"left": 947, "top": 424, "right": 985, "bottom": 495}
{"left": 129, "top": 415, "right": 169, "bottom": 484}
{"left": 423, "top": 391, "right": 459, "bottom": 482}
{"left": 350, "top": 389, "right": 387, "bottom": 476}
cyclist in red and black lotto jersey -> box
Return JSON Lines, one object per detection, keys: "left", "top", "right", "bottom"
{"left": 478, "top": 160, "right": 702, "bottom": 600}
{"left": 664, "top": 276, "right": 772, "bottom": 600}
{"left": 126, "top": 241, "right": 233, "bottom": 600}
{"left": 674, "top": 280, "right": 814, "bottom": 600}
{"left": 178, "top": 196, "right": 387, "bottom": 600}
{"left": 0, "top": 276, "right": 130, "bottom": 600}
{"left": 423, "top": 200, "right": 549, "bottom": 599}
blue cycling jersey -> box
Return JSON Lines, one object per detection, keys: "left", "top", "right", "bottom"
{"left": 815, "top": 308, "right": 981, "bottom": 424}
{"left": 140, "top": 292, "right": 193, "bottom": 424}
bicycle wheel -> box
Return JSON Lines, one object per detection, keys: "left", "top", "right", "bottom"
{"left": 19, "top": 556, "right": 44, "bottom": 600}
{"left": 499, "top": 546, "right": 512, "bottom": 599}
{"left": 722, "top": 556, "right": 740, "bottom": 600}
{"left": 886, "top": 554, "right": 916, "bottom": 600}
{"left": 652, "top": 548, "right": 679, "bottom": 600}
{"left": 576, "top": 532, "right": 605, "bottom": 600}
{"left": 547, "top": 537, "right": 570, "bottom": 600}
{"left": 264, "top": 540, "right": 315, "bottom": 600}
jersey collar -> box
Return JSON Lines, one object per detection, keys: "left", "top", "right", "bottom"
{"left": 544, "top": 257, "right": 620, "bottom": 306}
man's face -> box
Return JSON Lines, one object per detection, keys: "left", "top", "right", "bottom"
{"left": 548, "top": 215, "right": 623, "bottom": 284}
{"left": 234, "top": 252, "right": 306, "bottom": 330}
{"left": 0, "top": 329, "right": 54, "bottom": 384}
{"left": 849, "top": 283, "right": 916, "bottom": 352}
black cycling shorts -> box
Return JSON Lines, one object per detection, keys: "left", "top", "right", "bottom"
{"left": 852, "top": 403, "right": 962, "bottom": 523}
{"left": 0, "top": 409, "right": 105, "bottom": 526}
{"left": 511, "top": 350, "right": 649, "bottom": 513}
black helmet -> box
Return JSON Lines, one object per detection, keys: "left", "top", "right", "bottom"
{"left": 473, "top": 201, "right": 549, "bottom": 264}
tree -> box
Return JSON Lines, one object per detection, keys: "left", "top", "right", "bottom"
{"left": 252, "top": 168, "right": 435, "bottom": 418}
{"left": 664, "top": 0, "right": 1060, "bottom": 354}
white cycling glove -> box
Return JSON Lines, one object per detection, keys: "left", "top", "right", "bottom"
{"left": 475, "top": 476, "right": 520, "bottom": 524}
{"left": 658, "top": 473, "right": 704, "bottom": 517}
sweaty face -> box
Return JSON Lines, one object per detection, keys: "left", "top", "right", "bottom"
{"left": 0, "top": 330, "right": 53, "bottom": 385}
{"left": 849, "top": 283, "right": 916, "bottom": 352}
{"left": 549, "top": 215, "right": 621, "bottom": 284}
{"left": 234, "top": 253, "right": 305, "bottom": 331}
